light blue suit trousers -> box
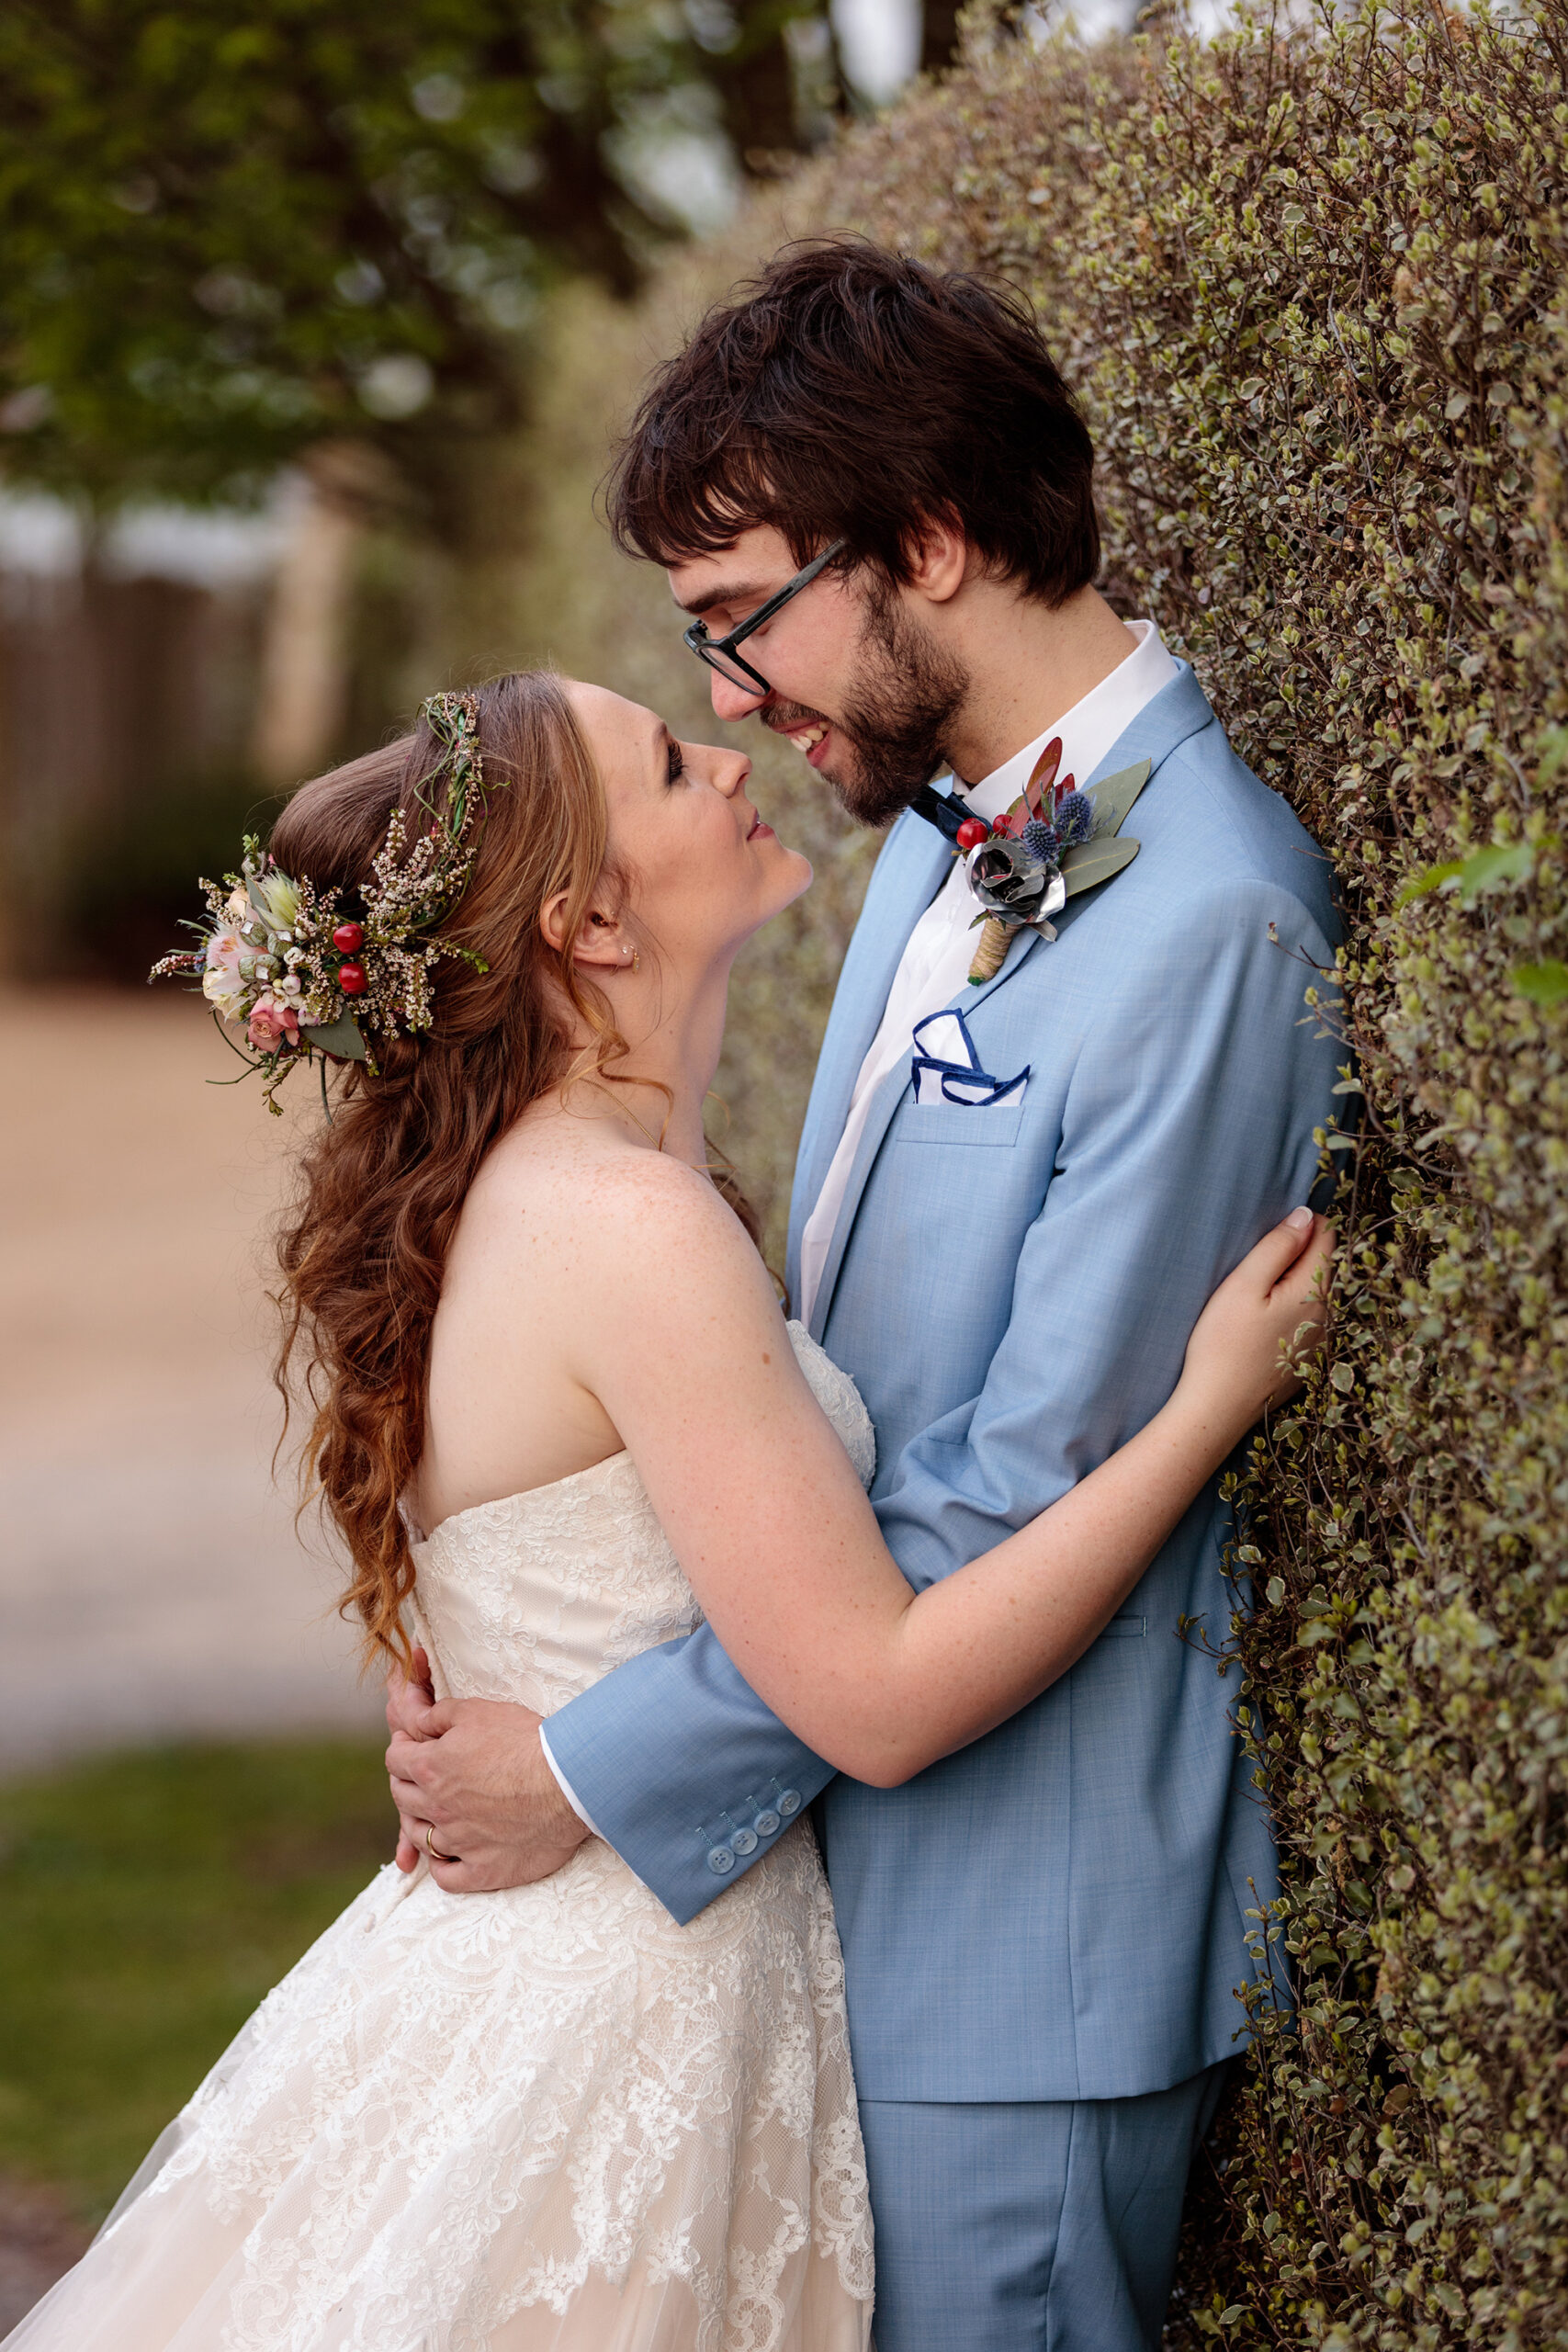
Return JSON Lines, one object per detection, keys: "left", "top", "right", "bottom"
{"left": 860, "top": 2064, "right": 1234, "bottom": 2351}
{"left": 547, "top": 666, "right": 1340, "bottom": 2343}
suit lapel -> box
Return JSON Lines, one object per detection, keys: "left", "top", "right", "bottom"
{"left": 801, "top": 662, "right": 1220, "bottom": 1339}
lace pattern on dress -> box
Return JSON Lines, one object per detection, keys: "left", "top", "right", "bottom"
{"left": 13, "top": 1324, "right": 874, "bottom": 2352}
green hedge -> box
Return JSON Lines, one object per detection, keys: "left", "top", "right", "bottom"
{"left": 502, "top": 3, "right": 1568, "bottom": 2333}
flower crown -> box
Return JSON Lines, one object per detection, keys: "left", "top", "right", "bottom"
{"left": 152, "top": 692, "right": 499, "bottom": 1112}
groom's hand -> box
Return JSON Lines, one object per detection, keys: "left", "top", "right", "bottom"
{"left": 384, "top": 1663, "right": 590, "bottom": 1894}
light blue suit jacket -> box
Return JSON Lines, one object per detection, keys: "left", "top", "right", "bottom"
{"left": 547, "top": 666, "right": 1341, "bottom": 2103}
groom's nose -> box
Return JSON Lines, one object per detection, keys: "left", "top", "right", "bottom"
{"left": 709, "top": 669, "right": 768, "bottom": 725}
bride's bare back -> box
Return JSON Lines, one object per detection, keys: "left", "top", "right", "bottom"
{"left": 414, "top": 1094, "right": 679, "bottom": 1524}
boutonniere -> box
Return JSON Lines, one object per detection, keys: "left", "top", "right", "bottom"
{"left": 914, "top": 739, "right": 1154, "bottom": 986}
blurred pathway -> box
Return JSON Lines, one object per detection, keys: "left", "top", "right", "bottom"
{"left": 0, "top": 2177, "right": 88, "bottom": 2334}
{"left": 0, "top": 989, "right": 381, "bottom": 1768}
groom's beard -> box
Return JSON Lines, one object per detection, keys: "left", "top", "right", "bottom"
{"left": 770, "top": 594, "right": 971, "bottom": 829}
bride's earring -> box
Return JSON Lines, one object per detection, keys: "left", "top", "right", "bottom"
{"left": 626, "top": 945, "right": 640, "bottom": 972}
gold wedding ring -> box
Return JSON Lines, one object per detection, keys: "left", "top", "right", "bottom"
{"left": 425, "top": 1823, "right": 457, "bottom": 1864}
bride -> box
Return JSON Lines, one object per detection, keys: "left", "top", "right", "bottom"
{"left": 8, "top": 673, "right": 1329, "bottom": 2352}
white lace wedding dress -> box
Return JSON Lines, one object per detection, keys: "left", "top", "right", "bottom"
{"left": 6, "top": 1323, "right": 874, "bottom": 2352}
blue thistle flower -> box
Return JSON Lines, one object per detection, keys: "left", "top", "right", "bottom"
{"left": 1021, "top": 818, "right": 1060, "bottom": 863}
{"left": 1054, "top": 790, "right": 1095, "bottom": 848}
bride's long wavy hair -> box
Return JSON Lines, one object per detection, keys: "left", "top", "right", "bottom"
{"left": 269, "top": 670, "right": 760, "bottom": 1668}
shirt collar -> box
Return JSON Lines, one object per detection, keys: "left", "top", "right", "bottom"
{"left": 953, "top": 620, "right": 1179, "bottom": 826}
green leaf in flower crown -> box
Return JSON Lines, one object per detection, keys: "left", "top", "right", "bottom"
{"left": 1060, "top": 836, "right": 1141, "bottom": 899}
{"left": 1083, "top": 758, "right": 1154, "bottom": 840}
{"left": 301, "top": 1014, "right": 368, "bottom": 1060}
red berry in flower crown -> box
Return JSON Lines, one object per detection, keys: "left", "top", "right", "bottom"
{"left": 332, "top": 921, "right": 364, "bottom": 955}
{"left": 954, "top": 817, "right": 990, "bottom": 853}
{"left": 337, "top": 961, "right": 367, "bottom": 995}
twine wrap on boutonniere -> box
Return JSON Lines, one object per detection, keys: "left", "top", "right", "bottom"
{"left": 953, "top": 736, "right": 1154, "bottom": 985}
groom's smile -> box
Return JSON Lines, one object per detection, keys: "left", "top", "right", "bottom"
{"left": 764, "top": 705, "right": 834, "bottom": 768}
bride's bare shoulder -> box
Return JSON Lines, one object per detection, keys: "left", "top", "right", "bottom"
{"left": 462, "top": 1105, "right": 753, "bottom": 1279}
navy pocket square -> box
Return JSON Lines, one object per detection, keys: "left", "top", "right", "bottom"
{"left": 910, "top": 1011, "right": 1029, "bottom": 1109}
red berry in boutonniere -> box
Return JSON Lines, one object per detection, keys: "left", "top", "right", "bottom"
{"left": 954, "top": 817, "right": 990, "bottom": 852}
{"left": 337, "top": 960, "right": 367, "bottom": 995}
{"left": 332, "top": 921, "right": 364, "bottom": 954}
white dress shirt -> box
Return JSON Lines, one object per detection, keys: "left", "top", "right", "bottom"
{"left": 541, "top": 617, "right": 1177, "bottom": 1834}
{"left": 795, "top": 620, "right": 1178, "bottom": 1330}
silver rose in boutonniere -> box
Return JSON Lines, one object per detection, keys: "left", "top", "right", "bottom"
{"left": 964, "top": 833, "right": 1068, "bottom": 979}
{"left": 955, "top": 737, "right": 1154, "bottom": 984}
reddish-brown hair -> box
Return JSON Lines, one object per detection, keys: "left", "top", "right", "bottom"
{"left": 604, "top": 236, "right": 1100, "bottom": 605}
{"left": 268, "top": 671, "right": 755, "bottom": 1667}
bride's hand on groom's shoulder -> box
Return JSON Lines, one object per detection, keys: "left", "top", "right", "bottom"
{"left": 1177, "top": 1207, "right": 1336, "bottom": 1446}
{"left": 384, "top": 1681, "right": 591, "bottom": 1894}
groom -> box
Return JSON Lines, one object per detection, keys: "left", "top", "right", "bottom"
{"left": 387, "top": 241, "right": 1340, "bottom": 2347}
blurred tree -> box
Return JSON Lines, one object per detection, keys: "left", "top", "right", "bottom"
{"left": 0, "top": 0, "right": 831, "bottom": 788}
{"left": 0, "top": 0, "right": 829, "bottom": 516}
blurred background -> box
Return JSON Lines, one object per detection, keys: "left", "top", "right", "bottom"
{"left": 0, "top": 0, "right": 1125, "bottom": 2306}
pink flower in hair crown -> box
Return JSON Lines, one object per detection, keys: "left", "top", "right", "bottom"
{"left": 246, "top": 991, "right": 301, "bottom": 1052}
{"left": 201, "top": 930, "right": 248, "bottom": 1019}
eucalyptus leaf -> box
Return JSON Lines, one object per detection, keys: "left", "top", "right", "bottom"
{"left": 1083, "top": 758, "right": 1154, "bottom": 841}
{"left": 1060, "top": 836, "right": 1141, "bottom": 899}
{"left": 302, "top": 1015, "right": 368, "bottom": 1061}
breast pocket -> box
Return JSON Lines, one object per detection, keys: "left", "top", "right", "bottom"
{"left": 895, "top": 1100, "right": 1027, "bottom": 1148}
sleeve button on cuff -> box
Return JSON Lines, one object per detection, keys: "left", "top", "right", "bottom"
{"left": 777, "top": 1791, "right": 802, "bottom": 1816}
{"left": 729, "top": 1827, "right": 758, "bottom": 1855}
{"left": 707, "top": 1846, "right": 736, "bottom": 1874}
{"left": 753, "top": 1810, "right": 781, "bottom": 1837}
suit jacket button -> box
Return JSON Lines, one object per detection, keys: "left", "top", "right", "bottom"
{"left": 776, "top": 1790, "right": 802, "bottom": 1816}
{"left": 729, "top": 1826, "right": 758, "bottom": 1855}
{"left": 753, "top": 1810, "right": 781, "bottom": 1837}
{"left": 707, "top": 1846, "right": 736, "bottom": 1874}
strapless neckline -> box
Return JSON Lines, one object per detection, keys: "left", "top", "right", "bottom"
{"left": 415, "top": 1443, "right": 635, "bottom": 1547}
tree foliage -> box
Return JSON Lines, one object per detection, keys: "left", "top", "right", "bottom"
{"left": 0, "top": 0, "right": 823, "bottom": 507}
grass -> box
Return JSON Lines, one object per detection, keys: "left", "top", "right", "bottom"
{"left": 0, "top": 1738, "right": 394, "bottom": 2224}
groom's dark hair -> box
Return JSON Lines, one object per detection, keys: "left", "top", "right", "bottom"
{"left": 605, "top": 238, "right": 1099, "bottom": 605}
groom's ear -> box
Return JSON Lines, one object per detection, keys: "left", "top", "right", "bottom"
{"left": 901, "top": 509, "right": 969, "bottom": 605}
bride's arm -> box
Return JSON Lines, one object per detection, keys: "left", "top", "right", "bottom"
{"left": 570, "top": 1159, "right": 1331, "bottom": 1789}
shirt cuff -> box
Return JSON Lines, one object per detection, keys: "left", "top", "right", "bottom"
{"left": 538, "top": 1724, "right": 602, "bottom": 1838}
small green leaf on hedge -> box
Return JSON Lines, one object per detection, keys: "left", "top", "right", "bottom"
{"left": 1511, "top": 959, "right": 1568, "bottom": 1004}
{"left": 1396, "top": 858, "right": 1465, "bottom": 903}
{"left": 1397, "top": 841, "right": 1533, "bottom": 906}
{"left": 1538, "top": 724, "right": 1568, "bottom": 782}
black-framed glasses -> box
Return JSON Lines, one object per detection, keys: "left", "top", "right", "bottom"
{"left": 682, "top": 538, "right": 847, "bottom": 695}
